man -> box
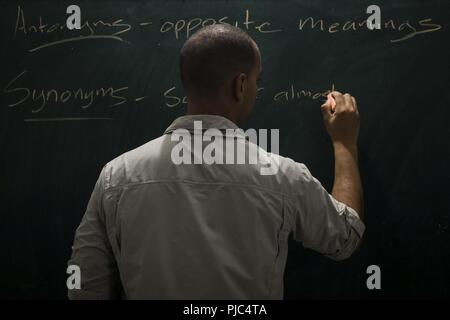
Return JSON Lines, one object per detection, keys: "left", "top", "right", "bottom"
{"left": 68, "top": 24, "right": 365, "bottom": 299}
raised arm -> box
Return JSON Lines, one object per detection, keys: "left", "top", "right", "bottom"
{"left": 321, "top": 91, "right": 364, "bottom": 220}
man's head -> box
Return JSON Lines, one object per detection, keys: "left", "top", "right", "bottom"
{"left": 179, "top": 24, "right": 262, "bottom": 124}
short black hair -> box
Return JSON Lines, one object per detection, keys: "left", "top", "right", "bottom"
{"left": 179, "top": 24, "right": 258, "bottom": 98}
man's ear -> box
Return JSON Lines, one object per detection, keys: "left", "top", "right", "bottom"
{"left": 233, "top": 73, "right": 247, "bottom": 102}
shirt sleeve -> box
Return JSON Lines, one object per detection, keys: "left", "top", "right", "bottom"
{"left": 290, "top": 163, "right": 366, "bottom": 261}
{"left": 67, "top": 166, "right": 122, "bottom": 299}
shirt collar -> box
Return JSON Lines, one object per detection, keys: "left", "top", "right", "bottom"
{"left": 164, "top": 114, "right": 240, "bottom": 134}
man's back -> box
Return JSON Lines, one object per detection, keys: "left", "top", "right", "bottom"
{"left": 68, "top": 115, "right": 365, "bottom": 299}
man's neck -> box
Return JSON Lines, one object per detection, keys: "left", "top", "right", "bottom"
{"left": 186, "top": 106, "right": 239, "bottom": 125}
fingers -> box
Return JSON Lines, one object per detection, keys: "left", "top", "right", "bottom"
{"left": 343, "top": 93, "right": 353, "bottom": 110}
{"left": 321, "top": 101, "right": 332, "bottom": 120}
{"left": 331, "top": 91, "right": 357, "bottom": 113}
{"left": 331, "top": 91, "right": 345, "bottom": 112}
{"left": 326, "top": 93, "right": 336, "bottom": 111}
{"left": 351, "top": 96, "right": 359, "bottom": 114}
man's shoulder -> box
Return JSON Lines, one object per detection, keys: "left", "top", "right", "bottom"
{"left": 258, "top": 151, "right": 312, "bottom": 198}
{"left": 99, "top": 134, "right": 312, "bottom": 197}
{"left": 229, "top": 141, "right": 312, "bottom": 198}
{"left": 101, "top": 135, "right": 168, "bottom": 190}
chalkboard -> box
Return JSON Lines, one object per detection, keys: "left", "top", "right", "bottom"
{"left": 1, "top": 0, "right": 449, "bottom": 299}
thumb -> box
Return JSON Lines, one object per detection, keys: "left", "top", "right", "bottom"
{"left": 321, "top": 101, "right": 332, "bottom": 121}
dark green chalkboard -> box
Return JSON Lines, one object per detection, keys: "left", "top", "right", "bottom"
{"left": 1, "top": 0, "right": 449, "bottom": 299}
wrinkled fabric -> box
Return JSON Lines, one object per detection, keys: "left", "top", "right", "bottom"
{"left": 68, "top": 114, "right": 365, "bottom": 300}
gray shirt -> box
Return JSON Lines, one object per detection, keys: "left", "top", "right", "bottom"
{"left": 68, "top": 114, "right": 365, "bottom": 299}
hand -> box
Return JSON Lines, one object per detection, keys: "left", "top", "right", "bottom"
{"left": 321, "top": 91, "right": 360, "bottom": 147}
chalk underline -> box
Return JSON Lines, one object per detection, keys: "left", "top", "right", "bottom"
{"left": 24, "top": 117, "right": 114, "bottom": 122}
{"left": 28, "top": 35, "right": 129, "bottom": 52}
